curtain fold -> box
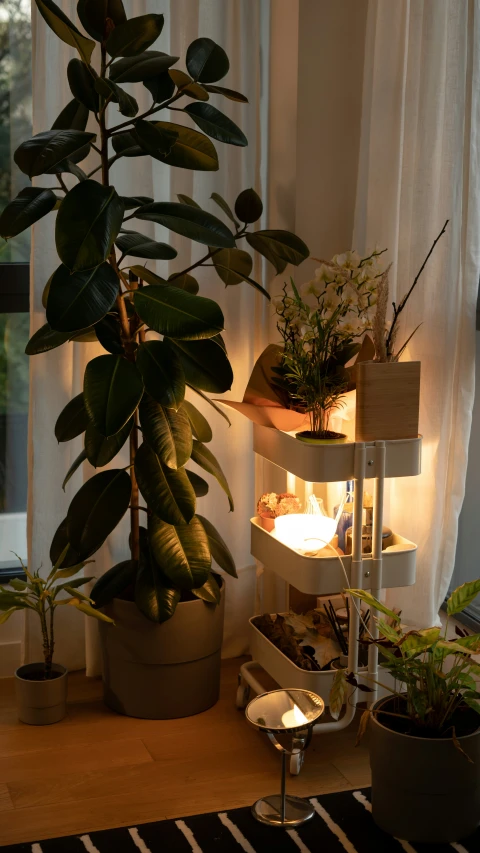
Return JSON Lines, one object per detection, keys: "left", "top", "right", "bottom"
{"left": 27, "top": 0, "right": 299, "bottom": 672}
{"left": 353, "top": 0, "right": 480, "bottom": 626}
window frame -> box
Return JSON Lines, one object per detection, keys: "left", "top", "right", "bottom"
{"left": 0, "top": 261, "right": 29, "bottom": 580}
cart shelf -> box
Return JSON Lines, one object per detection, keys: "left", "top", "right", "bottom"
{"left": 253, "top": 423, "right": 422, "bottom": 482}
{"left": 251, "top": 517, "right": 416, "bottom": 595}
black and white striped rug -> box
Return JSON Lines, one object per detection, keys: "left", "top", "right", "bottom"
{"left": 3, "top": 788, "right": 480, "bottom": 852}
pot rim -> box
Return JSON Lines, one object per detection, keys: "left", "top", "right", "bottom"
{"left": 15, "top": 662, "right": 67, "bottom": 681}
{"left": 108, "top": 576, "right": 225, "bottom": 611}
{"left": 371, "top": 694, "right": 480, "bottom": 743}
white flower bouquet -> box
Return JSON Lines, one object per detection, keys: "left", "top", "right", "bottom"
{"left": 272, "top": 250, "right": 385, "bottom": 441}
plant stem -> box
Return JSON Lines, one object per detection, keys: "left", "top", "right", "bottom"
{"left": 108, "top": 90, "right": 184, "bottom": 137}
{"left": 385, "top": 219, "right": 449, "bottom": 356}
{"left": 98, "top": 44, "right": 140, "bottom": 570}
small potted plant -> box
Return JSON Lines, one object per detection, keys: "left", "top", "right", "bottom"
{"left": 334, "top": 581, "right": 480, "bottom": 843}
{"left": 272, "top": 251, "right": 383, "bottom": 443}
{"left": 356, "top": 222, "right": 448, "bottom": 441}
{"left": 1, "top": 551, "right": 114, "bottom": 725}
{"left": 256, "top": 492, "right": 302, "bottom": 531}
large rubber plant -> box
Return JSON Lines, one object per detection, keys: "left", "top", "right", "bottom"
{"left": 0, "top": 0, "right": 309, "bottom": 623}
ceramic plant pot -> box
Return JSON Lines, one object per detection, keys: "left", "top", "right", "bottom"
{"left": 99, "top": 581, "right": 225, "bottom": 719}
{"left": 15, "top": 662, "right": 68, "bottom": 725}
{"left": 295, "top": 431, "right": 347, "bottom": 445}
{"left": 259, "top": 515, "right": 275, "bottom": 532}
{"left": 369, "top": 696, "right": 480, "bottom": 842}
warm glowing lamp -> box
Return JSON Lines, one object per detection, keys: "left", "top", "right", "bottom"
{"left": 273, "top": 494, "right": 344, "bottom": 552}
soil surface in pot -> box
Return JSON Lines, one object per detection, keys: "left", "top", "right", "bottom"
{"left": 19, "top": 670, "right": 63, "bottom": 682}
{"left": 296, "top": 430, "right": 346, "bottom": 441}
{"left": 376, "top": 695, "right": 480, "bottom": 739}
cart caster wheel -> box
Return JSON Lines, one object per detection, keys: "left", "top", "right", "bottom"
{"left": 290, "top": 751, "right": 305, "bottom": 776}
{"left": 236, "top": 676, "right": 251, "bottom": 710}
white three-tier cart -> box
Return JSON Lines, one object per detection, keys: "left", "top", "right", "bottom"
{"left": 237, "top": 423, "right": 422, "bottom": 774}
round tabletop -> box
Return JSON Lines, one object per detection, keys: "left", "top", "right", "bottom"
{"left": 246, "top": 688, "right": 325, "bottom": 734}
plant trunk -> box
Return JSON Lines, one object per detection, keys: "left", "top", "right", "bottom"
{"left": 99, "top": 44, "right": 140, "bottom": 569}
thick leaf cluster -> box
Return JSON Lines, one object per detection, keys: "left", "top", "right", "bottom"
{"left": 3, "top": 0, "right": 310, "bottom": 624}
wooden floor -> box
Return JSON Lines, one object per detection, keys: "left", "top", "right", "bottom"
{"left": 0, "top": 658, "right": 370, "bottom": 846}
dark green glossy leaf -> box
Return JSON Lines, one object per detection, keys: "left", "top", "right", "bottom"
{"left": 192, "top": 572, "right": 221, "bottom": 604}
{"left": 85, "top": 418, "right": 133, "bottom": 467}
{"left": 77, "top": 0, "right": 126, "bottom": 41}
{"left": 35, "top": 0, "right": 95, "bottom": 64}
{"left": 197, "top": 514, "right": 236, "bottom": 577}
{"left": 51, "top": 98, "right": 89, "bottom": 131}
{"left": 50, "top": 517, "right": 84, "bottom": 568}
{"left": 144, "top": 70, "right": 175, "bottom": 104}
{"left": 148, "top": 121, "right": 218, "bottom": 171}
{"left": 149, "top": 515, "right": 210, "bottom": 590}
{"left": 128, "top": 265, "right": 167, "bottom": 285}
{"left": 132, "top": 119, "right": 178, "bottom": 159}
{"left": 94, "top": 78, "right": 138, "bottom": 118}
{"left": 0, "top": 188, "right": 56, "bottom": 239}
{"left": 135, "top": 544, "right": 179, "bottom": 623}
{"left": 111, "top": 132, "right": 144, "bottom": 158}
{"left": 186, "top": 470, "right": 209, "bottom": 497}
{"left": 167, "top": 272, "right": 198, "bottom": 294}
{"left": 176, "top": 193, "right": 201, "bottom": 208}
{"left": 210, "top": 247, "right": 252, "bottom": 286}
{"left": 116, "top": 230, "right": 177, "bottom": 260}
{"left": 62, "top": 448, "right": 87, "bottom": 491}
{"left": 56, "top": 180, "right": 124, "bottom": 272}
{"left": 25, "top": 323, "right": 70, "bottom": 355}
{"left": 182, "top": 400, "right": 212, "bottom": 443}
{"left": 46, "top": 262, "right": 119, "bottom": 333}
{"left": 139, "top": 395, "right": 192, "bottom": 469}
{"left": 134, "top": 284, "right": 224, "bottom": 340}
{"left": 109, "top": 51, "right": 179, "bottom": 83}
{"left": 191, "top": 439, "right": 233, "bottom": 511}
{"left": 203, "top": 84, "right": 248, "bottom": 102}
{"left": 166, "top": 336, "right": 233, "bottom": 393}
{"left": 90, "top": 560, "right": 135, "bottom": 609}
{"left": 67, "top": 58, "right": 99, "bottom": 112}
{"left": 246, "top": 229, "right": 309, "bottom": 274}
{"left": 84, "top": 354, "right": 144, "bottom": 437}
{"left": 14, "top": 129, "right": 95, "bottom": 178}
{"left": 135, "top": 441, "right": 195, "bottom": 524}
{"left": 210, "top": 192, "right": 239, "bottom": 226}
{"left": 120, "top": 195, "right": 153, "bottom": 211}
{"left": 185, "top": 103, "right": 247, "bottom": 147}
{"left": 136, "top": 341, "right": 185, "bottom": 410}
{"left": 186, "top": 37, "right": 229, "bottom": 84}
{"left": 67, "top": 468, "right": 132, "bottom": 555}
{"left": 106, "top": 13, "right": 164, "bottom": 58}
{"left": 55, "top": 393, "right": 90, "bottom": 442}
{"left": 95, "top": 314, "right": 124, "bottom": 354}
{"left": 169, "top": 69, "right": 209, "bottom": 100}
{"left": 135, "top": 202, "right": 234, "bottom": 248}
{"left": 235, "top": 188, "right": 263, "bottom": 224}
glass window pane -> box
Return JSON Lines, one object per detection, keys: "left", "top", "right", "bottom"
{"left": 0, "top": 0, "right": 32, "bottom": 263}
{"left": 0, "top": 312, "right": 29, "bottom": 563}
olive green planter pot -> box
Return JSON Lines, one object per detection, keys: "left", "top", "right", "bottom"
{"left": 99, "top": 584, "right": 225, "bottom": 720}
{"left": 370, "top": 696, "right": 480, "bottom": 843}
{"left": 15, "top": 662, "right": 68, "bottom": 725}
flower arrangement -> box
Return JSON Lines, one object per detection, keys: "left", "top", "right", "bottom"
{"left": 257, "top": 492, "right": 302, "bottom": 519}
{"left": 272, "top": 249, "right": 385, "bottom": 440}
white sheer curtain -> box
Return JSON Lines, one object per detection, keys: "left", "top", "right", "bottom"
{"left": 353, "top": 0, "right": 480, "bottom": 626}
{"left": 27, "top": 0, "right": 299, "bottom": 671}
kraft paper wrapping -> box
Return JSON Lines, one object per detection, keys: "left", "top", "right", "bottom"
{"left": 215, "top": 337, "right": 375, "bottom": 432}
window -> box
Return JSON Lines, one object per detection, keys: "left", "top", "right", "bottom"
{"left": 0, "top": 0, "right": 31, "bottom": 576}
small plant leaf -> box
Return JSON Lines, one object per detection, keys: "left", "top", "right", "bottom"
{"left": 191, "top": 439, "right": 233, "bottom": 511}
{"left": 196, "top": 514, "right": 236, "bottom": 577}
{"left": 186, "top": 37, "right": 229, "bottom": 84}
{"left": 136, "top": 342, "right": 185, "bottom": 410}
{"left": 0, "top": 188, "right": 57, "bottom": 239}
{"left": 347, "top": 590, "right": 401, "bottom": 622}
{"left": 90, "top": 559, "right": 136, "bottom": 608}
{"left": 56, "top": 180, "right": 124, "bottom": 272}
{"left": 106, "top": 13, "right": 164, "bottom": 58}
{"left": 182, "top": 400, "right": 212, "bottom": 443}
{"left": 84, "top": 354, "right": 144, "bottom": 437}
{"left": 329, "top": 669, "right": 347, "bottom": 720}
{"left": 184, "top": 103, "right": 247, "bottom": 147}
{"left": 35, "top": 0, "right": 95, "bottom": 64}
{"left": 135, "top": 442, "right": 195, "bottom": 525}
{"left": 447, "top": 579, "right": 480, "bottom": 616}
{"left": 139, "top": 395, "right": 192, "bottom": 470}
{"left": 149, "top": 516, "right": 211, "bottom": 590}
{"left": 55, "top": 393, "right": 90, "bottom": 442}
{"left": 192, "top": 572, "right": 221, "bottom": 604}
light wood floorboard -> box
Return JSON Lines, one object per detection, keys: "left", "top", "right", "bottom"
{"left": 0, "top": 657, "right": 370, "bottom": 846}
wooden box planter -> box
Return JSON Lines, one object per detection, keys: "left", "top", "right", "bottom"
{"left": 355, "top": 361, "right": 421, "bottom": 441}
